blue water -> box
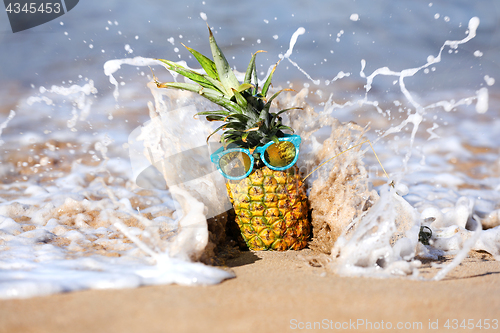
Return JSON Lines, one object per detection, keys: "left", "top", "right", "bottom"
{"left": 0, "top": 0, "right": 499, "bottom": 94}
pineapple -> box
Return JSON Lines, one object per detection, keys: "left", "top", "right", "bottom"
{"left": 154, "top": 26, "right": 310, "bottom": 250}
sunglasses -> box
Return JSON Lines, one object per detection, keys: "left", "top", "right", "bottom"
{"left": 210, "top": 134, "right": 301, "bottom": 180}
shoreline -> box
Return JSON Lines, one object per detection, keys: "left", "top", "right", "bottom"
{"left": 1, "top": 249, "right": 499, "bottom": 333}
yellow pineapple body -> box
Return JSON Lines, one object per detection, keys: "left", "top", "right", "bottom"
{"left": 225, "top": 165, "right": 310, "bottom": 250}
{"left": 156, "top": 30, "right": 311, "bottom": 250}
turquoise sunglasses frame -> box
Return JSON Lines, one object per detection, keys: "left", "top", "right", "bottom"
{"left": 210, "top": 134, "right": 301, "bottom": 180}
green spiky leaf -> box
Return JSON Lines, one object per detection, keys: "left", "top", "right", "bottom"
{"left": 155, "top": 27, "right": 297, "bottom": 150}
{"left": 206, "top": 123, "right": 226, "bottom": 142}
{"left": 269, "top": 107, "right": 302, "bottom": 128}
{"left": 264, "top": 89, "right": 294, "bottom": 116}
{"left": 258, "top": 108, "right": 270, "bottom": 130}
{"left": 157, "top": 81, "right": 243, "bottom": 115}
{"left": 244, "top": 126, "right": 260, "bottom": 132}
{"left": 204, "top": 75, "right": 231, "bottom": 96}
{"left": 232, "top": 89, "right": 248, "bottom": 109}
{"left": 277, "top": 125, "right": 294, "bottom": 133}
{"left": 223, "top": 122, "right": 247, "bottom": 130}
{"left": 158, "top": 58, "right": 229, "bottom": 95}
{"left": 182, "top": 43, "right": 219, "bottom": 80}
{"left": 157, "top": 59, "right": 215, "bottom": 91}
{"left": 237, "top": 83, "right": 253, "bottom": 93}
{"left": 275, "top": 106, "right": 302, "bottom": 116}
{"left": 195, "top": 110, "right": 230, "bottom": 117}
{"left": 208, "top": 26, "right": 240, "bottom": 96}
{"left": 198, "top": 88, "right": 244, "bottom": 114}
{"left": 265, "top": 89, "right": 294, "bottom": 109}
{"left": 156, "top": 81, "right": 203, "bottom": 93}
{"left": 262, "top": 60, "right": 280, "bottom": 97}
{"left": 206, "top": 115, "right": 226, "bottom": 122}
{"left": 244, "top": 50, "right": 265, "bottom": 85}
{"left": 226, "top": 113, "right": 251, "bottom": 123}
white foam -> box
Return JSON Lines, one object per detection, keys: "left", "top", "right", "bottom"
{"left": 475, "top": 87, "right": 489, "bottom": 113}
{"left": 432, "top": 222, "right": 482, "bottom": 281}
{"left": 0, "top": 110, "right": 15, "bottom": 146}
{"left": 26, "top": 81, "right": 98, "bottom": 130}
{"left": 103, "top": 56, "right": 162, "bottom": 101}
{"left": 332, "top": 185, "right": 421, "bottom": 278}
{"left": 0, "top": 158, "right": 234, "bottom": 300}
{"left": 279, "top": 27, "right": 321, "bottom": 86}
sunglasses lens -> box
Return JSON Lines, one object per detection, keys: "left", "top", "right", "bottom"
{"left": 264, "top": 141, "right": 296, "bottom": 168}
{"left": 219, "top": 151, "right": 252, "bottom": 178}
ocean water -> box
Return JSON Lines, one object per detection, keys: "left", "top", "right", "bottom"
{"left": 0, "top": 0, "right": 499, "bottom": 298}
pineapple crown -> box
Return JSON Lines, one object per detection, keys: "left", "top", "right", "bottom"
{"left": 154, "top": 25, "right": 300, "bottom": 150}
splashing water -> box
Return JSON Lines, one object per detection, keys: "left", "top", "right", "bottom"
{"left": 0, "top": 78, "right": 234, "bottom": 300}
{"left": 280, "top": 27, "right": 321, "bottom": 86}
{"left": 103, "top": 16, "right": 499, "bottom": 282}
{"left": 282, "top": 17, "right": 500, "bottom": 279}
{"left": 0, "top": 111, "right": 16, "bottom": 146}
{"left": 301, "top": 17, "right": 499, "bottom": 279}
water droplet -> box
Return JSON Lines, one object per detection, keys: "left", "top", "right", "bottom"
{"left": 484, "top": 75, "right": 495, "bottom": 86}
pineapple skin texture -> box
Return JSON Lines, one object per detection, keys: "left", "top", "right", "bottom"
{"left": 225, "top": 165, "right": 310, "bottom": 250}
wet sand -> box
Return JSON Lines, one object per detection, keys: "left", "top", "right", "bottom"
{"left": 0, "top": 250, "right": 499, "bottom": 333}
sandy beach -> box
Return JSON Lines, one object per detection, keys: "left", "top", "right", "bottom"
{"left": 1, "top": 249, "right": 499, "bottom": 333}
